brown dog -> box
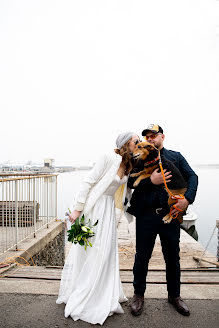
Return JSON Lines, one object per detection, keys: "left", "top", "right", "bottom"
{"left": 131, "top": 141, "right": 187, "bottom": 224}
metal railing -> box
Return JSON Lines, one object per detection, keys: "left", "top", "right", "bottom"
{"left": 0, "top": 174, "right": 58, "bottom": 255}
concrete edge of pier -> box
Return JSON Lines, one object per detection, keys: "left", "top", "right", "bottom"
{"left": 0, "top": 219, "right": 63, "bottom": 269}
{"left": 0, "top": 278, "right": 218, "bottom": 300}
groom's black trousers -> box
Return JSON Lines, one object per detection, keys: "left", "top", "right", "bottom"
{"left": 133, "top": 210, "right": 181, "bottom": 298}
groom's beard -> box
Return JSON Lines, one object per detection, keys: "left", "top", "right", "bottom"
{"left": 148, "top": 140, "right": 162, "bottom": 149}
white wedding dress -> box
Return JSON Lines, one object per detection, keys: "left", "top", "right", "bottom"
{"left": 56, "top": 174, "right": 128, "bottom": 325}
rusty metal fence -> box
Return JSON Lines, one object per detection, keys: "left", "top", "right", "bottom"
{"left": 0, "top": 174, "right": 58, "bottom": 254}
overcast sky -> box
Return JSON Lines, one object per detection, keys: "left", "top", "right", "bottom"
{"left": 0, "top": 0, "right": 218, "bottom": 166}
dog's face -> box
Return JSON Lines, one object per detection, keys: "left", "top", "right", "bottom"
{"left": 132, "top": 141, "right": 159, "bottom": 161}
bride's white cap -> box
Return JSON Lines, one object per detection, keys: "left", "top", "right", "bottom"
{"left": 116, "top": 132, "right": 135, "bottom": 149}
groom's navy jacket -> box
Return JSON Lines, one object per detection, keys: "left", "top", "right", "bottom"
{"left": 127, "top": 147, "right": 198, "bottom": 217}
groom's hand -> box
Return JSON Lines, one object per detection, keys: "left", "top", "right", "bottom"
{"left": 150, "top": 168, "right": 172, "bottom": 185}
{"left": 170, "top": 198, "right": 189, "bottom": 216}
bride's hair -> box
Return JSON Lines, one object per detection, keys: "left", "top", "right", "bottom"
{"left": 115, "top": 140, "right": 133, "bottom": 175}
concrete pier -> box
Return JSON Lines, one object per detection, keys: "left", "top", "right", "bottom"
{"left": 0, "top": 215, "right": 219, "bottom": 327}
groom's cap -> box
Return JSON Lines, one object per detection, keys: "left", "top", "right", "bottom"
{"left": 141, "top": 124, "right": 163, "bottom": 136}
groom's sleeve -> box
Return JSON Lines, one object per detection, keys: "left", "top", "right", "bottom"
{"left": 178, "top": 152, "right": 198, "bottom": 204}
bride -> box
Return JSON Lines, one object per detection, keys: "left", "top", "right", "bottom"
{"left": 56, "top": 132, "right": 140, "bottom": 325}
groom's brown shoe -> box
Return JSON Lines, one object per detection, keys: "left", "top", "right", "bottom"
{"left": 130, "top": 294, "right": 144, "bottom": 316}
{"left": 168, "top": 296, "right": 190, "bottom": 316}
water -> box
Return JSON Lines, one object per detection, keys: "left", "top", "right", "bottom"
{"left": 57, "top": 170, "right": 87, "bottom": 218}
{"left": 191, "top": 167, "right": 218, "bottom": 257}
{"left": 57, "top": 168, "right": 218, "bottom": 257}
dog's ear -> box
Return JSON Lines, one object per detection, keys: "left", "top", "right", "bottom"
{"left": 143, "top": 144, "right": 154, "bottom": 150}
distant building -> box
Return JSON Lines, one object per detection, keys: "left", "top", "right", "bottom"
{"left": 41, "top": 158, "right": 55, "bottom": 173}
{"left": 44, "top": 159, "right": 55, "bottom": 168}
{"left": 1, "top": 165, "right": 11, "bottom": 172}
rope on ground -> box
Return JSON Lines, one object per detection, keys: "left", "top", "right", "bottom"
{"left": 0, "top": 248, "right": 36, "bottom": 278}
{"left": 193, "top": 224, "right": 218, "bottom": 267}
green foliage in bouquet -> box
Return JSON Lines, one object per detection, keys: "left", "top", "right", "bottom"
{"left": 67, "top": 209, "right": 98, "bottom": 250}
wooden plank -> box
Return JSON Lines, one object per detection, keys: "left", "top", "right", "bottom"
{"left": 120, "top": 271, "right": 219, "bottom": 283}
{"left": 11, "top": 266, "right": 219, "bottom": 276}
{"left": 4, "top": 266, "right": 219, "bottom": 284}
{"left": 6, "top": 266, "right": 219, "bottom": 273}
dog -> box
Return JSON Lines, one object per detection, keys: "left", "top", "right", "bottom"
{"left": 131, "top": 141, "right": 187, "bottom": 224}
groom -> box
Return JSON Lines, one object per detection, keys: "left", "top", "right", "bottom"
{"left": 127, "top": 124, "right": 198, "bottom": 316}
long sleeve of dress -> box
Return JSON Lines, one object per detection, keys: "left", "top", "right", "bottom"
{"left": 73, "top": 154, "right": 108, "bottom": 211}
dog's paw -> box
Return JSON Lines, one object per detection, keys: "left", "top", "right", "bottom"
{"left": 133, "top": 181, "right": 138, "bottom": 187}
{"left": 130, "top": 173, "right": 138, "bottom": 177}
{"left": 163, "top": 215, "right": 171, "bottom": 224}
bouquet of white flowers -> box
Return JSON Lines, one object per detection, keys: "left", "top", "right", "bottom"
{"left": 66, "top": 209, "right": 98, "bottom": 250}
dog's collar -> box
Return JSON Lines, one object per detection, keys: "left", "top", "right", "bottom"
{"left": 144, "top": 156, "right": 160, "bottom": 167}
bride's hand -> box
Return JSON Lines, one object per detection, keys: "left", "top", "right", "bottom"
{"left": 69, "top": 210, "right": 81, "bottom": 224}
